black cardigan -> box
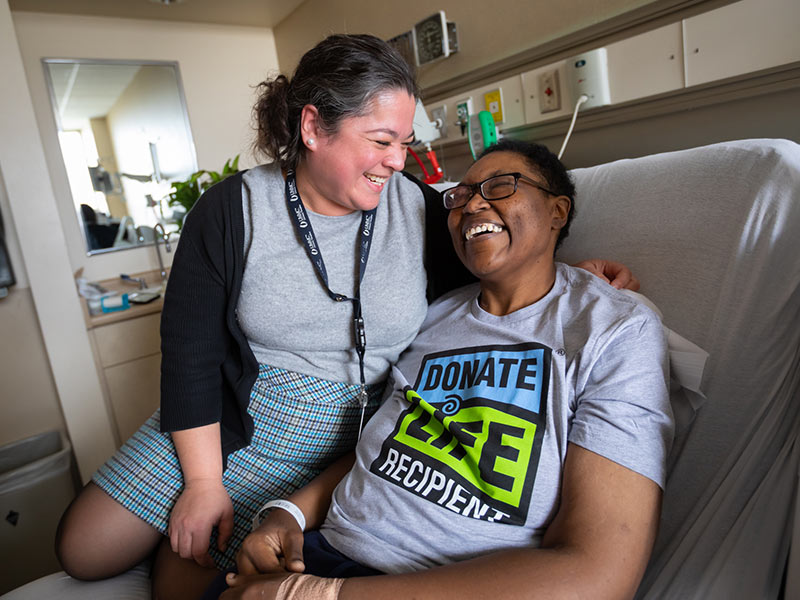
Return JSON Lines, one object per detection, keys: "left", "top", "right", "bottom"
{"left": 159, "top": 170, "right": 475, "bottom": 466}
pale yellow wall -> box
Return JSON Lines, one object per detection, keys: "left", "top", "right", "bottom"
{"left": 13, "top": 11, "right": 279, "bottom": 282}
{"left": 107, "top": 67, "right": 195, "bottom": 181}
{"left": 90, "top": 117, "right": 127, "bottom": 218}
{"left": 0, "top": 161, "right": 65, "bottom": 448}
{"left": 106, "top": 66, "right": 195, "bottom": 228}
{"left": 0, "top": 17, "right": 61, "bottom": 450}
{"left": 0, "top": 288, "right": 66, "bottom": 445}
{"left": 274, "top": 0, "right": 658, "bottom": 89}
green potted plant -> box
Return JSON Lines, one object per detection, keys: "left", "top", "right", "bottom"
{"left": 167, "top": 155, "right": 240, "bottom": 230}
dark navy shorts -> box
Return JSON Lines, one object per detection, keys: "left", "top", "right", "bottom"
{"left": 201, "top": 530, "right": 382, "bottom": 599}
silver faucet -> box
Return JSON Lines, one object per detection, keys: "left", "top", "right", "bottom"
{"left": 153, "top": 223, "right": 172, "bottom": 281}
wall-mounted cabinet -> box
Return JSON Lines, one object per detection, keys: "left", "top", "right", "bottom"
{"left": 683, "top": 0, "right": 800, "bottom": 87}
{"left": 606, "top": 23, "right": 685, "bottom": 105}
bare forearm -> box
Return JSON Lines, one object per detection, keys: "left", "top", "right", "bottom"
{"left": 339, "top": 447, "right": 660, "bottom": 600}
{"left": 340, "top": 546, "right": 635, "bottom": 600}
{"left": 286, "top": 452, "right": 355, "bottom": 529}
{"left": 169, "top": 423, "right": 234, "bottom": 564}
{"left": 172, "top": 423, "right": 223, "bottom": 482}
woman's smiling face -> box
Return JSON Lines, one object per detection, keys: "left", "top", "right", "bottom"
{"left": 446, "top": 151, "right": 570, "bottom": 286}
{"left": 298, "top": 89, "right": 417, "bottom": 216}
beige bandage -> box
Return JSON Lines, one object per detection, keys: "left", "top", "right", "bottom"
{"left": 275, "top": 573, "right": 345, "bottom": 600}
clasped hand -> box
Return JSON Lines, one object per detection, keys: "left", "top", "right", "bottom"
{"left": 168, "top": 478, "right": 234, "bottom": 568}
{"left": 237, "top": 508, "right": 306, "bottom": 574}
{"left": 216, "top": 510, "right": 307, "bottom": 599}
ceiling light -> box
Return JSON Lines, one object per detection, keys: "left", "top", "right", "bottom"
{"left": 149, "top": 0, "right": 185, "bottom": 5}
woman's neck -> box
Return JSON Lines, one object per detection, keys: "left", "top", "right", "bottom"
{"left": 293, "top": 161, "right": 356, "bottom": 217}
{"left": 477, "top": 264, "right": 557, "bottom": 316}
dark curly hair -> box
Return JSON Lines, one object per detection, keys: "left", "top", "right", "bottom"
{"left": 479, "top": 139, "right": 576, "bottom": 250}
{"left": 252, "top": 34, "right": 419, "bottom": 170}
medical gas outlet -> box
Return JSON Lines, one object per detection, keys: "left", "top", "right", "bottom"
{"left": 430, "top": 105, "right": 447, "bottom": 138}
{"left": 456, "top": 98, "right": 473, "bottom": 136}
{"left": 537, "top": 69, "right": 561, "bottom": 113}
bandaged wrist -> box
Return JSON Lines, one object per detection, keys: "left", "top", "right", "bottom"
{"left": 276, "top": 573, "right": 344, "bottom": 600}
{"left": 251, "top": 499, "right": 306, "bottom": 532}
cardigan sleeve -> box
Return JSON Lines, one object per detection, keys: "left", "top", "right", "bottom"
{"left": 159, "top": 178, "right": 237, "bottom": 433}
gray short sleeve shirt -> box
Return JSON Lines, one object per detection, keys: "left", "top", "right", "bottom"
{"left": 321, "top": 264, "right": 673, "bottom": 573}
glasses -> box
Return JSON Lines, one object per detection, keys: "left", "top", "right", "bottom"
{"left": 441, "top": 172, "right": 556, "bottom": 210}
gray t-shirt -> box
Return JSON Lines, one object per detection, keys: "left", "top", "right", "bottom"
{"left": 321, "top": 264, "right": 673, "bottom": 573}
{"left": 237, "top": 164, "right": 429, "bottom": 384}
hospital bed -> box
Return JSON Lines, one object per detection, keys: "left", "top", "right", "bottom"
{"left": 3, "top": 138, "right": 798, "bottom": 599}
{"left": 560, "top": 138, "right": 800, "bottom": 598}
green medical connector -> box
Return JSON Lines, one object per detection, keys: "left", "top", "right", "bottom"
{"left": 467, "top": 110, "right": 499, "bottom": 159}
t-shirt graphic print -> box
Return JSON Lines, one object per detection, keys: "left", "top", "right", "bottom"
{"left": 322, "top": 267, "right": 672, "bottom": 574}
{"left": 369, "top": 342, "right": 551, "bottom": 526}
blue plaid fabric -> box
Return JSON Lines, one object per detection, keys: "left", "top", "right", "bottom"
{"left": 92, "top": 364, "right": 384, "bottom": 568}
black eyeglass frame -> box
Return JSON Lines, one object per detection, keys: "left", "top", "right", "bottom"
{"left": 441, "top": 172, "right": 557, "bottom": 210}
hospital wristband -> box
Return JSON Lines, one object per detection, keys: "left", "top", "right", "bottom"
{"left": 251, "top": 499, "right": 307, "bottom": 532}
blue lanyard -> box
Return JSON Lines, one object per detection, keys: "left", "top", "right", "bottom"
{"left": 284, "top": 170, "right": 376, "bottom": 428}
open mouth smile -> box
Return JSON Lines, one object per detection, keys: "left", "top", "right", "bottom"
{"left": 464, "top": 223, "right": 505, "bottom": 241}
{"left": 364, "top": 172, "right": 388, "bottom": 188}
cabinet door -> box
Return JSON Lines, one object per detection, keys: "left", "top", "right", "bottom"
{"left": 93, "top": 312, "right": 161, "bottom": 368}
{"left": 104, "top": 353, "right": 161, "bottom": 442}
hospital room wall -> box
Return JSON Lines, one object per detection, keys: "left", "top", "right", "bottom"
{"left": 420, "top": 6, "right": 797, "bottom": 180}
{"left": 0, "top": 187, "right": 65, "bottom": 448}
{"left": 273, "top": 0, "right": 666, "bottom": 88}
{"left": 274, "top": 0, "right": 798, "bottom": 179}
{"left": 0, "top": 5, "right": 279, "bottom": 477}
{"left": 0, "top": 2, "right": 68, "bottom": 452}
{"left": 419, "top": 0, "right": 800, "bottom": 176}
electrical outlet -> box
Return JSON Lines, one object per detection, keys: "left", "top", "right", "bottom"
{"left": 483, "top": 88, "right": 504, "bottom": 124}
{"left": 537, "top": 69, "right": 561, "bottom": 113}
{"left": 455, "top": 98, "right": 473, "bottom": 136}
{"left": 431, "top": 105, "right": 447, "bottom": 138}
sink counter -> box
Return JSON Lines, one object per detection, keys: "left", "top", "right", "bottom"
{"left": 81, "top": 268, "right": 169, "bottom": 444}
{"left": 82, "top": 268, "right": 169, "bottom": 330}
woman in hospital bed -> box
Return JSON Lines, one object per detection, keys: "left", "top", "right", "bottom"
{"left": 212, "top": 139, "right": 674, "bottom": 600}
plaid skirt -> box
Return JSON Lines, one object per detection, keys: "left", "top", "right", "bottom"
{"left": 92, "top": 364, "right": 384, "bottom": 568}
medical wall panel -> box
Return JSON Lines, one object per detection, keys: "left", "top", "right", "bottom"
{"left": 683, "top": 0, "right": 800, "bottom": 87}
{"left": 521, "top": 61, "right": 573, "bottom": 126}
{"left": 606, "top": 23, "right": 684, "bottom": 105}
{"left": 471, "top": 75, "right": 526, "bottom": 132}
{"left": 428, "top": 75, "right": 525, "bottom": 146}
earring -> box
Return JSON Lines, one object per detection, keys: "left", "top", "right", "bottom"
{"left": 307, "top": 138, "right": 314, "bottom": 145}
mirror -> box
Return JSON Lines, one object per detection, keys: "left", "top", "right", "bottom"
{"left": 42, "top": 59, "right": 197, "bottom": 255}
